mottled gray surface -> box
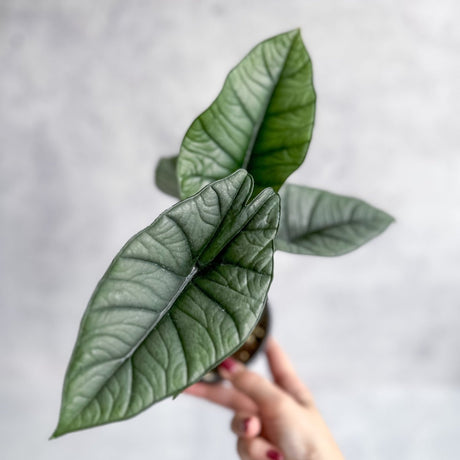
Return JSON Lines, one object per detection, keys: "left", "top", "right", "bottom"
{"left": 1, "top": 1, "right": 459, "bottom": 459}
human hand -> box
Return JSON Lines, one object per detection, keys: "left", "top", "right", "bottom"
{"left": 185, "top": 337, "right": 345, "bottom": 460}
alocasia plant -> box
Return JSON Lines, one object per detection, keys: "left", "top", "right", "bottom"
{"left": 53, "top": 29, "right": 393, "bottom": 437}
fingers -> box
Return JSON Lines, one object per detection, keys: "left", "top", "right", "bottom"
{"left": 218, "top": 358, "right": 285, "bottom": 410}
{"left": 231, "top": 413, "right": 261, "bottom": 438}
{"left": 265, "top": 337, "right": 314, "bottom": 407}
{"left": 184, "top": 382, "right": 258, "bottom": 413}
{"left": 237, "top": 436, "right": 284, "bottom": 460}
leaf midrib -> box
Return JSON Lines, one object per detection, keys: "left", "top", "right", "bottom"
{"left": 287, "top": 218, "right": 389, "bottom": 243}
{"left": 242, "top": 32, "right": 299, "bottom": 170}
{"left": 59, "top": 264, "right": 199, "bottom": 432}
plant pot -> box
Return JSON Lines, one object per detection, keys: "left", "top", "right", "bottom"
{"left": 201, "top": 300, "right": 271, "bottom": 383}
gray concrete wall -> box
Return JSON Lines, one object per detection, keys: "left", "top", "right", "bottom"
{"left": 1, "top": 1, "right": 459, "bottom": 459}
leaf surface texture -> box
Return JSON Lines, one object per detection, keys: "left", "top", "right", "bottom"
{"left": 177, "top": 29, "right": 315, "bottom": 199}
{"left": 276, "top": 184, "right": 394, "bottom": 256}
{"left": 54, "top": 170, "right": 280, "bottom": 436}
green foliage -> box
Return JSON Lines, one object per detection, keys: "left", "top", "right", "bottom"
{"left": 155, "top": 156, "right": 180, "bottom": 199}
{"left": 56, "top": 29, "right": 393, "bottom": 437}
{"left": 155, "top": 30, "right": 393, "bottom": 256}
{"left": 53, "top": 171, "right": 279, "bottom": 437}
{"left": 276, "top": 184, "right": 394, "bottom": 256}
{"left": 177, "top": 29, "right": 315, "bottom": 199}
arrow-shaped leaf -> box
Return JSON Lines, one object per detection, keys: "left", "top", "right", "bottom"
{"left": 275, "top": 184, "right": 394, "bottom": 256}
{"left": 177, "top": 29, "right": 315, "bottom": 199}
{"left": 53, "top": 170, "right": 280, "bottom": 437}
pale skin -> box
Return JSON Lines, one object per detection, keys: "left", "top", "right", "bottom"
{"left": 185, "top": 338, "right": 345, "bottom": 460}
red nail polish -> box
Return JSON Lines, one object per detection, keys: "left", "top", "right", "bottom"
{"left": 219, "top": 358, "right": 237, "bottom": 373}
{"left": 267, "top": 449, "right": 283, "bottom": 460}
{"left": 242, "top": 417, "right": 251, "bottom": 433}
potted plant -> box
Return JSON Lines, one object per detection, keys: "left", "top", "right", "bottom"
{"left": 52, "top": 29, "right": 393, "bottom": 438}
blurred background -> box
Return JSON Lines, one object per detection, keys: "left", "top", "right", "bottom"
{"left": 1, "top": 0, "right": 459, "bottom": 459}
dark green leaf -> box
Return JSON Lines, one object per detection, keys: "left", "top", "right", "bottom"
{"left": 275, "top": 184, "right": 394, "bottom": 256}
{"left": 177, "top": 29, "right": 315, "bottom": 199}
{"left": 154, "top": 155, "right": 180, "bottom": 199}
{"left": 53, "top": 170, "right": 280, "bottom": 437}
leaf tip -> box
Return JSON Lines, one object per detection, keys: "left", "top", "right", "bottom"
{"left": 286, "top": 28, "right": 301, "bottom": 39}
{"left": 233, "top": 168, "right": 249, "bottom": 181}
{"left": 381, "top": 210, "right": 396, "bottom": 227}
{"left": 49, "top": 427, "right": 61, "bottom": 440}
{"left": 50, "top": 417, "right": 73, "bottom": 439}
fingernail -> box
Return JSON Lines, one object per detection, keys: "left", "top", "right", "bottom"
{"left": 219, "top": 357, "right": 238, "bottom": 373}
{"left": 266, "top": 449, "right": 283, "bottom": 460}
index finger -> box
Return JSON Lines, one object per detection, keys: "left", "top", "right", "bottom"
{"left": 184, "top": 381, "right": 258, "bottom": 413}
{"left": 218, "top": 358, "right": 285, "bottom": 409}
